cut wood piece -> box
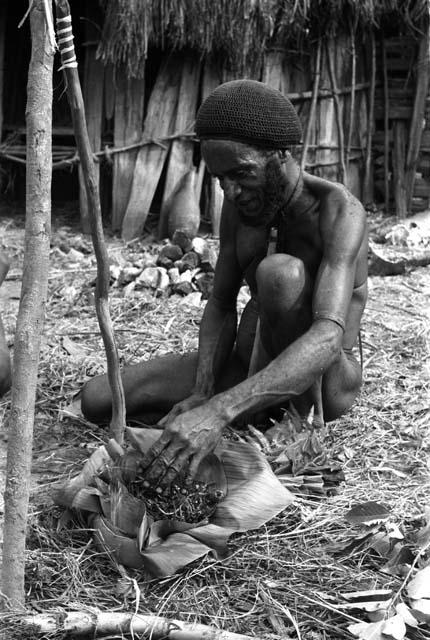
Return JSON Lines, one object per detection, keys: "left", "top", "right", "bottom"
{"left": 121, "top": 57, "right": 181, "bottom": 241}
{"left": 112, "top": 66, "right": 145, "bottom": 231}
{"left": 78, "top": 33, "right": 103, "bottom": 233}
{"left": 158, "top": 55, "right": 201, "bottom": 239}
{"left": 167, "top": 169, "right": 200, "bottom": 240}
{"left": 23, "top": 610, "right": 256, "bottom": 639}
{"left": 393, "top": 120, "right": 407, "bottom": 218}
{"left": 208, "top": 176, "right": 224, "bottom": 237}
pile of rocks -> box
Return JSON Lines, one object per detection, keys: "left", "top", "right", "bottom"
{"left": 111, "top": 231, "right": 218, "bottom": 300}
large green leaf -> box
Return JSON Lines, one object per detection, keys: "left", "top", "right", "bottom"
{"left": 212, "top": 440, "right": 293, "bottom": 530}
{"left": 140, "top": 532, "right": 213, "bottom": 578}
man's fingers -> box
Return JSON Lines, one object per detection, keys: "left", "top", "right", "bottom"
{"left": 186, "top": 452, "right": 206, "bottom": 483}
{"left": 139, "top": 435, "right": 169, "bottom": 472}
{"left": 158, "top": 450, "right": 191, "bottom": 488}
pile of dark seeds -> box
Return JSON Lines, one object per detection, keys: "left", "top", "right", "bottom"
{"left": 128, "top": 478, "right": 225, "bottom": 523}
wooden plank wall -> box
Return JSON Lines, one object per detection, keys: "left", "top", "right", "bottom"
{"left": 373, "top": 35, "right": 430, "bottom": 216}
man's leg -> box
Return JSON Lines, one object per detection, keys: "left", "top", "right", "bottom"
{"left": 255, "top": 253, "right": 361, "bottom": 422}
{"left": 81, "top": 350, "right": 248, "bottom": 424}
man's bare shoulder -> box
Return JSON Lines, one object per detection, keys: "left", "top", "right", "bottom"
{"left": 303, "top": 171, "right": 365, "bottom": 222}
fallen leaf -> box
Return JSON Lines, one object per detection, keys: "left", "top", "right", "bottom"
{"left": 348, "top": 619, "right": 385, "bottom": 640}
{"left": 395, "top": 602, "right": 419, "bottom": 628}
{"left": 381, "top": 614, "right": 406, "bottom": 640}
{"left": 345, "top": 501, "right": 391, "bottom": 526}
{"left": 409, "top": 598, "right": 430, "bottom": 623}
{"left": 406, "top": 565, "right": 430, "bottom": 600}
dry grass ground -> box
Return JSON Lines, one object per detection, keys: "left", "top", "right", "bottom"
{"left": 0, "top": 207, "right": 429, "bottom": 639}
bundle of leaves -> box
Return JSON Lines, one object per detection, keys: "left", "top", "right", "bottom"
{"left": 52, "top": 427, "right": 293, "bottom": 577}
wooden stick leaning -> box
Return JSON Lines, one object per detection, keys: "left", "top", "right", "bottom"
{"left": 1, "top": 0, "right": 54, "bottom": 610}
{"left": 22, "top": 610, "right": 258, "bottom": 639}
{"left": 54, "top": 0, "right": 126, "bottom": 443}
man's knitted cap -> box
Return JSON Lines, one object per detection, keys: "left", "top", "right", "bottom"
{"left": 195, "top": 79, "right": 302, "bottom": 149}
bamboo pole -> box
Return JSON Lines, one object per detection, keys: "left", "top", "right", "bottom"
{"left": 326, "top": 39, "right": 347, "bottom": 185}
{"left": 22, "top": 610, "right": 258, "bottom": 639}
{"left": 300, "top": 38, "right": 322, "bottom": 172}
{"left": 54, "top": 0, "right": 126, "bottom": 444}
{"left": 382, "top": 37, "right": 390, "bottom": 212}
{"left": 346, "top": 22, "right": 357, "bottom": 175}
{"left": 363, "top": 30, "right": 376, "bottom": 204}
{"left": 1, "top": 0, "right": 54, "bottom": 609}
{"left": 405, "top": 15, "right": 430, "bottom": 210}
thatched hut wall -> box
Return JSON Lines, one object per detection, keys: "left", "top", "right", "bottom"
{"left": 0, "top": 0, "right": 429, "bottom": 237}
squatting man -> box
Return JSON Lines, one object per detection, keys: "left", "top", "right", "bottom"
{"left": 81, "top": 80, "right": 368, "bottom": 487}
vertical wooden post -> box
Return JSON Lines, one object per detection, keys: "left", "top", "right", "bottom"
{"left": 112, "top": 67, "right": 145, "bottom": 232}
{"left": 363, "top": 30, "right": 376, "bottom": 205}
{"left": 393, "top": 120, "right": 408, "bottom": 217}
{"left": 382, "top": 38, "right": 390, "bottom": 212}
{"left": 300, "top": 39, "right": 322, "bottom": 172}
{"left": 0, "top": 1, "right": 6, "bottom": 142}
{"left": 315, "top": 43, "right": 337, "bottom": 182}
{"left": 1, "top": 0, "right": 54, "bottom": 609}
{"left": 55, "top": 0, "right": 126, "bottom": 443}
{"left": 78, "top": 14, "right": 104, "bottom": 234}
{"left": 158, "top": 54, "right": 201, "bottom": 239}
{"left": 326, "top": 40, "right": 346, "bottom": 185}
{"left": 405, "top": 17, "right": 430, "bottom": 210}
{"left": 346, "top": 23, "right": 357, "bottom": 175}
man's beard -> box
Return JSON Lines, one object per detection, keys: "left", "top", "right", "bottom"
{"left": 238, "top": 158, "right": 288, "bottom": 227}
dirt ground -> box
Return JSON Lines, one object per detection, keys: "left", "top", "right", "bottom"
{"left": 0, "top": 204, "right": 429, "bottom": 639}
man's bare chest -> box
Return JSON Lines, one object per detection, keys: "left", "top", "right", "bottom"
{"left": 235, "top": 211, "right": 323, "bottom": 291}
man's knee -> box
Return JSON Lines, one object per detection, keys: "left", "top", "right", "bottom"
{"left": 256, "top": 254, "right": 307, "bottom": 308}
{"left": 256, "top": 254, "right": 305, "bottom": 290}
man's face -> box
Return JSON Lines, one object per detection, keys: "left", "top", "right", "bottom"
{"left": 201, "top": 139, "right": 288, "bottom": 227}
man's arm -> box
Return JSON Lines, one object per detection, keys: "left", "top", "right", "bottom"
{"left": 192, "top": 201, "right": 244, "bottom": 397}
{"left": 157, "top": 199, "right": 244, "bottom": 424}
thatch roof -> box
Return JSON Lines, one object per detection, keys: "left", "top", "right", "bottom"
{"left": 98, "top": 0, "right": 429, "bottom": 77}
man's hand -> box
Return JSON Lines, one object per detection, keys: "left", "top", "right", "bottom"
{"left": 140, "top": 399, "right": 227, "bottom": 488}
{"left": 158, "top": 391, "right": 210, "bottom": 428}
